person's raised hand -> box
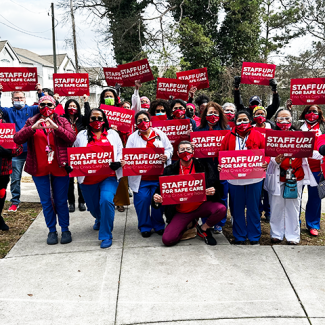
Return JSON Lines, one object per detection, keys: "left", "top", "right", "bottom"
{"left": 45, "top": 117, "right": 58, "bottom": 130}
{"left": 135, "top": 80, "right": 142, "bottom": 90}
{"left": 83, "top": 94, "right": 88, "bottom": 102}
{"left": 53, "top": 93, "right": 60, "bottom": 101}
{"left": 35, "top": 83, "right": 42, "bottom": 93}
{"left": 189, "top": 86, "right": 197, "bottom": 98}
{"left": 31, "top": 119, "right": 46, "bottom": 130}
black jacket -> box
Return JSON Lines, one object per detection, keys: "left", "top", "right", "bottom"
{"left": 152, "top": 158, "right": 224, "bottom": 223}
{"left": 234, "top": 89, "right": 280, "bottom": 120}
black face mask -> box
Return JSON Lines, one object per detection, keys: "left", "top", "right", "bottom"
{"left": 186, "top": 108, "right": 194, "bottom": 118}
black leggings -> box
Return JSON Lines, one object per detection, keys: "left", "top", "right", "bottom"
{"left": 68, "top": 177, "right": 85, "bottom": 204}
{"left": 0, "top": 175, "right": 10, "bottom": 214}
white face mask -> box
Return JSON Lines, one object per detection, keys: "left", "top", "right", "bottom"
{"left": 13, "top": 101, "right": 25, "bottom": 108}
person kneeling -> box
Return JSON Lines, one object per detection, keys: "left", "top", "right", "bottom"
{"left": 152, "top": 141, "right": 226, "bottom": 246}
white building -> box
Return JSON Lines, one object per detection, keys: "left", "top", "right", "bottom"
{"left": 0, "top": 40, "right": 105, "bottom": 109}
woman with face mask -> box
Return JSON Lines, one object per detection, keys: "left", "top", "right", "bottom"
{"left": 63, "top": 96, "right": 91, "bottom": 213}
{"left": 125, "top": 111, "right": 173, "bottom": 238}
{"left": 297, "top": 105, "right": 325, "bottom": 236}
{"left": 219, "top": 111, "right": 269, "bottom": 245}
{"left": 169, "top": 99, "right": 197, "bottom": 131}
{"left": 265, "top": 109, "right": 321, "bottom": 245}
{"left": 100, "top": 88, "right": 131, "bottom": 213}
{"left": 149, "top": 99, "right": 170, "bottom": 121}
{"left": 196, "top": 102, "right": 230, "bottom": 234}
{"left": 74, "top": 108, "right": 124, "bottom": 249}
{"left": 185, "top": 103, "right": 201, "bottom": 127}
{"left": 222, "top": 103, "right": 236, "bottom": 129}
{"left": 13, "top": 96, "right": 76, "bottom": 245}
{"left": 251, "top": 106, "right": 274, "bottom": 129}
{"left": 152, "top": 141, "right": 226, "bottom": 246}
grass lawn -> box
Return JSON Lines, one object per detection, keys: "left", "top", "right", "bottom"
{"left": 0, "top": 202, "right": 42, "bottom": 258}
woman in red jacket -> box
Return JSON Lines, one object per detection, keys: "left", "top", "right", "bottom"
{"left": 14, "top": 96, "right": 76, "bottom": 245}
{"left": 219, "top": 111, "right": 268, "bottom": 245}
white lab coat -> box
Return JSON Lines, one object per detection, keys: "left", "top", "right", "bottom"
{"left": 73, "top": 129, "right": 123, "bottom": 184}
{"left": 126, "top": 127, "right": 173, "bottom": 193}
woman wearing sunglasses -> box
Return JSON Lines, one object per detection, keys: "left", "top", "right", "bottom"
{"left": 149, "top": 99, "right": 170, "bottom": 121}
{"left": 219, "top": 111, "right": 268, "bottom": 245}
{"left": 125, "top": 111, "right": 173, "bottom": 238}
{"left": 265, "top": 109, "right": 321, "bottom": 245}
{"left": 14, "top": 96, "right": 76, "bottom": 245}
{"left": 63, "top": 95, "right": 90, "bottom": 213}
{"left": 297, "top": 105, "right": 325, "bottom": 237}
{"left": 74, "top": 108, "right": 124, "bottom": 249}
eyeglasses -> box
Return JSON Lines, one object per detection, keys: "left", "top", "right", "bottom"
{"left": 90, "top": 116, "right": 103, "bottom": 121}
{"left": 156, "top": 109, "right": 165, "bottom": 113}
{"left": 224, "top": 110, "right": 235, "bottom": 114}
{"left": 308, "top": 110, "right": 318, "bottom": 114}
{"left": 137, "top": 118, "right": 149, "bottom": 124}
{"left": 277, "top": 117, "right": 292, "bottom": 122}
{"left": 178, "top": 147, "right": 193, "bottom": 153}
{"left": 39, "top": 103, "right": 54, "bottom": 108}
{"left": 13, "top": 97, "right": 25, "bottom": 100}
{"left": 173, "top": 106, "right": 185, "bottom": 110}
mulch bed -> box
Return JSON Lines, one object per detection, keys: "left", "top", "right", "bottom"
{"left": 0, "top": 202, "right": 42, "bottom": 258}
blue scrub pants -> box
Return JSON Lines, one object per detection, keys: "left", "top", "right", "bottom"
{"left": 80, "top": 177, "right": 118, "bottom": 240}
{"left": 133, "top": 180, "right": 165, "bottom": 233}
{"left": 33, "top": 175, "right": 70, "bottom": 233}
{"left": 305, "top": 171, "right": 322, "bottom": 230}
{"left": 229, "top": 181, "right": 263, "bottom": 241}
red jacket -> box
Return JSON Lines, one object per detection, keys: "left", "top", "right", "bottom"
{"left": 221, "top": 128, "right": 270, "bottom": 162}
{"left": 13, "top": 113, "right": 76, "bottom": 176}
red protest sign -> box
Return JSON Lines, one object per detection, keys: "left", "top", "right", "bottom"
{"left": 0, "top": 123, "right": 16, "bottom": 149}
{"left": 219, "top": 149, "right": 266, "bottom": 180}
{"left": 53, "top": 73, "right": 89, "bottom": 96}
{"left": 100, "top": 104, "right": 135, "bottom": 133}
{"left": 290, "top": 78, "right": 325, "bottom": 105}
{"left": 156, "top": 78, "right": 189, "bottom": 101}
{"left": 118, "top": 59, "right": 154, "bottom": 87}
{"left": 68, "top": 146, "right": 114, "bottom": 177}
{"left": 241, "top": 62, "right": 276, "bottom": 86}
{"left": 254, "top": 127, "right": 267, "bottom": 138}
{"left": 176, "top": 68, "right": 209, "bottom": 90}
{"left": 265, "top": 130, "right": 315, "bottom": 158}
{"left": 122, "top": 147, "right": 164, "bottom": 176}
{"left": 151, "top": 115, "right": 168, "bottom": 122}
{"left": 103, "top": 67, "right": 123, "bottom": 86}
{"left": 190, "top": 130, "right": 230, "bottom": 158}
{"left": 0, "top": 67, "right": 38, "bottom": 92}
{"left": 152, "top": 119, "right": 191, "bottom": 160}
{"left": 159, "top": 173, "right": 206, "bottom": 205}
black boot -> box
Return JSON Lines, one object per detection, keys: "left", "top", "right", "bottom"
{"left": 69, "top": 203, "right": 75, "bottom": 212}
{"left": 78, "top": 203, "right": 86, "bottom": 211}
{"left": 0, "top": 216, "right": 9, "bottom": 231}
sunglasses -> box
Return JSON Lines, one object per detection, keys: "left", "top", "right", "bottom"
{"left": 90, "top": 116, "right": 103, "bottom": 121}
{"left": 40, "top": 103, "right": 54, "bottom": 108}
{"left": 156, "top": 109, "right": 165, "bottom": 113}
{"left": 308, "top": 110, "right": 318, "bottom": 114}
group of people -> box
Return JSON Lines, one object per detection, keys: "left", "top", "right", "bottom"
{"left": 0, "top": 75, "right": 323, "bottom": 249}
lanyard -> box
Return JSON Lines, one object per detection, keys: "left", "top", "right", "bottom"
{"left": 237, "top": 135, "right": 248, "bottom": 150}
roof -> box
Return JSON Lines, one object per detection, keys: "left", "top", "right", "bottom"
{"left": 0, "top": 40, "right": 7, "bottom": 53}
{"left": 13, "top": 47, "right": 54, "bottom": 67}
{"left": 80, "top": 67, "right": 102, "bottom": 80}
{"left": 40, "top": 54, "right": 67, "bottom": 67}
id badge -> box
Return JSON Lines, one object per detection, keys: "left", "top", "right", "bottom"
{"left": 48, "top": 150, "right": 54, "bottom": 164}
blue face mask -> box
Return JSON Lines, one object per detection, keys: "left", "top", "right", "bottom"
{"left": 13, "top": 101, "right": 25, "bottom": 109}
{"left": 156, "top": 112, "right": 166, "bottom": 116}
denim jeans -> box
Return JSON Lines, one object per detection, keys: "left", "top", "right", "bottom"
{"left": 10, "top": 152, "right": 27, "bottom": 205}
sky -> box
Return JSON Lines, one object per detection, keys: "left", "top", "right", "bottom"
{"left": 0, "top": 0, "right": 315, "bottom": 68}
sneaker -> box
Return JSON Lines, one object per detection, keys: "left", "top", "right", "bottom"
{"left": 78, "top": 203, "right": 86, "bottom": 211}
{"left": 141, "top": 231, "right": 151, "bottom": 238}
{"left": 0, "top": 216, "right": 9, "bottom": 231}
{"left": 271, "top": 238, "right": 282, "bottom": 244}
{"left": 93, "top": 219, "right": 100, "bottom": 231}
{"left": 100, "top": 238, "right": 112, "bottom": 249}
{"left": 287, "top": 241, "right": 298, "bottom": 245}
{"left": 250, "top": 241, "right": 260, "bottom": 245}
{"left": 213, "top": 225, "right": 223, "bottom": 234}
{"left": 233, "top": 240, "right": 246, "bottom": 245}
{"left": 68, "top": 203, "right": 75, "bottom": 213}
{"left": 61, "top": 231, "right": 72, "bottom": 244}
{"left": 309, "top": 228, "right": 319, "bottom": 236}
{"left": 156, "top": 229, "right": 164, "bottom": 236}
{"left": 8, "top": 204, "right": 19, "bottom": 212}
{"left": 197, "top": 225, "right": 217, "bottom": 245}
{"left": 47, "top": 232, "right": 58, "bottom": 245}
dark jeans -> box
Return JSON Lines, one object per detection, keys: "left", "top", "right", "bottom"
{"left": 68, "top": 177, "right": 85, "bottom": 204}
{"left": 162, "top": 201, "right": 227, "bottom": 246}
{"left": 0, "top": 175, "right": 10, "bottom": 215}
{"left": 10, "top": 151, "right": 27, "bottom": 205}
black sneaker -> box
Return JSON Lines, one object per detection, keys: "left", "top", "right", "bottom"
{"left": 78, "top": 203, "right": 86, "bottom": 211}
{"left": 141, "top": 231, "right": 151, "bottom": 238}
{"left": 61, "top": 231, "right": 72, "bottom": 244}
{"left": 69, "top": 204, "right": 75, "bottom": 213}
{"left": 196, "top": 225, "right": 217, "bottom": 245}
{"left": 156, "top": 229, "right": 164, "bottom": 236}
{"left": 47, "top": 232, "right": 58, "bottom": 245}
{"left": 250, "top": 241, "right": 260, "bottom": 245}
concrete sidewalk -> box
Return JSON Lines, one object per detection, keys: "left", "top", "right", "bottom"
{"left": 1, "top": 201, "right": 325, "bottom": 325}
